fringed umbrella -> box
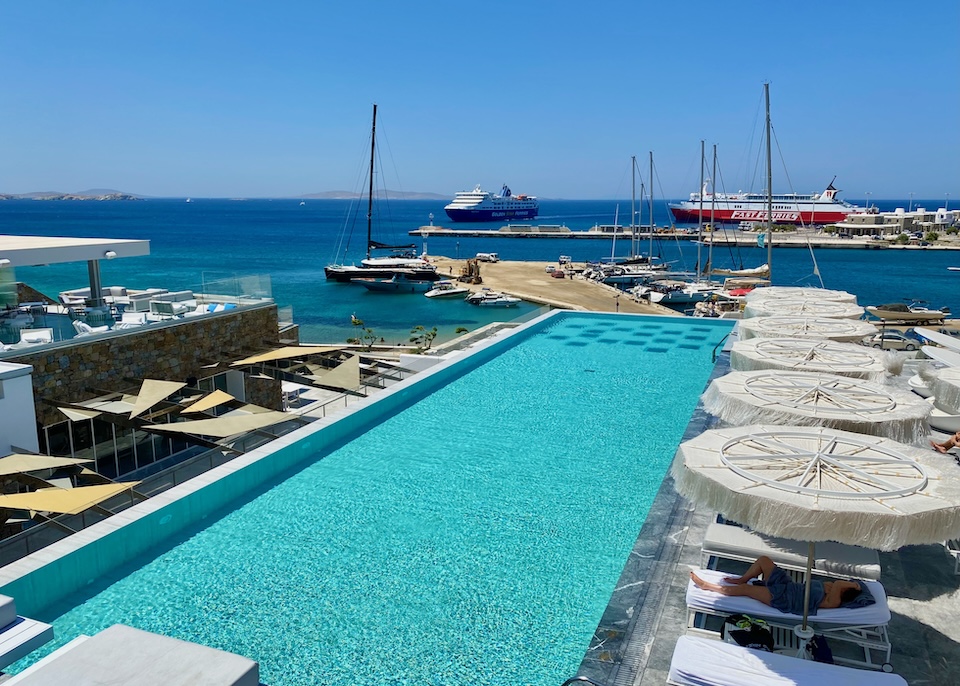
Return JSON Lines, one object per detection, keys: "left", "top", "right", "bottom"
{"left": 730, "top": 338, "right": 896, "bottom": 382}
{"left": 746, "top": 287, "right": 859, "bottom": 303}
{"left": 929, "top": 366, "right": 960, "bottom": 415}
{"left": 743, "top": 299, "right": 864, "bottom": 320}
{"left": 737, "top": 316, "right": 877, "bottom": 343}
{"left": 672, "top": 425, "right": 960, "bottom": 642}
{"left": 702, "top": 370, "right": 931, "bottom": 445}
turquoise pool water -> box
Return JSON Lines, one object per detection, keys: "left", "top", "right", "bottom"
{"left": 19, "top": 313, "right": 732, "bottom": 685}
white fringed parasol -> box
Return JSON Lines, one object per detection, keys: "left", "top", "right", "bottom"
{"left": 672, "top": 425, "right": 960, "bottom": 552}
{"left": 673, "top": 424, "right": 960, "bottom": 641}
{"left": 745, "top": 287, "right": 859, "bottom": 303}
{"left": 702, "top": 370, "right": 931, "bottom": 444}
{"left": 730, "top": 338, "right": 893, "bottom": 382}
{"left": 737, "top": 316, "right": 877, "bottom": 342}
{"left": 743, "top": 299, "right": 864, "bottom": 320}
{"left": 930, "top": 366, "right": 960, "bottom": 415}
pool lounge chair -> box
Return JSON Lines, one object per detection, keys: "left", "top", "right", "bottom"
{"left": 701, "top": 522, "right": 882, "bottom": 581}
{"left": 668, "top": 635, "right": 906, "bottom": 686}
{"left": 686, "top": 568, "right": 891, "bottom": 670}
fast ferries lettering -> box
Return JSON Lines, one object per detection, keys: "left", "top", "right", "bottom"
{"left": 731, "top": 210, "right": 800, "bottom": 221}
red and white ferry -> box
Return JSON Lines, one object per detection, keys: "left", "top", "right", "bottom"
{"left": 669, "top": 181, "right": 864, "bottom": 225}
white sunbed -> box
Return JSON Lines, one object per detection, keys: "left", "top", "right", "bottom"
{"left": 701, "top": 522, "right": 881, "bottom": 581}
{"left": 686, "top": 568, "right": 891, "bottom": 670}
{"left": 668, "top": 635, "right": 906, "bottom": 686}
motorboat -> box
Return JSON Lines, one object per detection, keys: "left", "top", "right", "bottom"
{"left": 353, "top": 273, "right": 434, "bottom": 293}
{"left": 865, "top": 301, "right": 948, "bottom": 324}
{"left": 424, "top": 280, "right": 471, "bottom": 299}
{"left": 464, "top": 289, "right": 521, "bottom": 307}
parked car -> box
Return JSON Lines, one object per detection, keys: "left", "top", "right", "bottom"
{"left": 864, "top": 332, "right": 918, "bottom": 351}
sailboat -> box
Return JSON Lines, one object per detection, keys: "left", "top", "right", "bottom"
{"left": 324, "top": 105, "right": 439, "bottom": 283}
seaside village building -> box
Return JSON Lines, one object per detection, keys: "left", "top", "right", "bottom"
{"left": 831, "top": 206, "right": 958, "bottom": 237}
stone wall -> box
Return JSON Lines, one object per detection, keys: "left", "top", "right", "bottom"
{"left": 4, "top": 304, "right": 282, "bottom": 427}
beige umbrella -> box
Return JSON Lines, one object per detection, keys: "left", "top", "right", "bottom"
{"left": 672, "top": 425, "right": 960, "bottom": 634}
{"left": 737, "top": 316, "right": 877, "bottom": 343}
{"left": 743, "top": 299, "right": 864, "bottom": 320}
{"left": 929, "top": 367, "right": 960, "bottom": 415}
{"left": 702, "top": 370, "right": 931, "bottom": 444}
{"left": 730, "top": 338, "right": 895, "bottom": 382}
{"left": 746, "top": 287, "right": 859, "bottom": 303}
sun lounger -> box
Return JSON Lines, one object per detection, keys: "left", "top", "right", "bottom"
{"left": 686, "top": 568, "right": 891, "bottom": 670}
{"left": 667, "top": 635, "right": 906, "bottom": 686}
{"left": 701, "top": 522, "right": 881, "bottom": 581}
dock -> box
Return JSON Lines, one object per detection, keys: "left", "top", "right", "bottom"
{"left": 425, "top": 255, "right": 674, "bottom": 316}
{"left": 411, "top": 224, "right": 679, "bottom": 239}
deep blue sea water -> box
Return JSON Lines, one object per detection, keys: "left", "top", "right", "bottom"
{"left": 1, "top": 198, "right": 957, "bottom": 343}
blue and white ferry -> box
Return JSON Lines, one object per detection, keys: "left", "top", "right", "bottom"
{"left": 444, "top": 184, "right": 538, "bottom": 222}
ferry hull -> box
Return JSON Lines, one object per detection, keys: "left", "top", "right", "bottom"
{"left": 444, "top": 208, "right": 539, "bottom": 223}
{"left": 670, "top": 206, "right": 850, "bottom": 225}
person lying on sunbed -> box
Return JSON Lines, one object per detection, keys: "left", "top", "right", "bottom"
{"left": 932, "top": 430, "right": 960, "bottom": 454}
{"left": 690, "top": 555, "right": 872, "bottom": 616}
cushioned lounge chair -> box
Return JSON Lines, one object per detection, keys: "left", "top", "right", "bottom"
{"left": 686, "top": 568, "right": 891, "bottom": 670}
{"left": 668, "top": 635, "right": 905, "bottom": 686}
{"left": 701, "top": 522, "right": 881, "bottom": 581}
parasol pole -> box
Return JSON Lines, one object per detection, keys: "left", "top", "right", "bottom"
{"left": 796, "top": 541, "right": 816, "bottom": 658}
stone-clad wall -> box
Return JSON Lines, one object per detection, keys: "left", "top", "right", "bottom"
{"left": 5, "top": 304, "right": 282, "bottom": 427}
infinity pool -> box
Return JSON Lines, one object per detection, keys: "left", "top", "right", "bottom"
{"left": 13, "top": 312, "right": 732, "bottom": 685}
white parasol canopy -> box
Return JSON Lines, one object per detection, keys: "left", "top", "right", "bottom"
{"left": 673, "top": 424, "right": 960, "bottom": 638}
{"left": 730, "top": 338, "right": 895, "bottom": 382}
{"left": 746, "top": 287, "right": 859, "bottom": 303}
{"left": 737, "top": 316, "right": 877, "bottom": 343}
{"left": 672, "top": 425, "right": 960, "bottom": 552}
{"left": 929, "top": 366, "right": 960, "bottom": 415}
{"left": 702, "top": 370, "right": 931, "bottom": 444}
{"left": 743, "top": 299, "right": 864, "bottom": 320}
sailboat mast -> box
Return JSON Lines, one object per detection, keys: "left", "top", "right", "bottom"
{"left": 631, "top": 155, "right": 636, "bottom": 258}
{"left": 764, "top": 83, "right": 773, "bottom": 277}
{"left": 697, "top": 141, "right": 704, "bottom": 276}
{"left": 648, "top": 152, "right": 654, "bottom": 260}
{"left": 709, "top": 143, "right": 717, "bottom": 276}
{"left": 366, "top": 103, "right": 377, "bottom": 260}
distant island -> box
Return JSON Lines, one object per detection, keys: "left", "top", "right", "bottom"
{"left": 300, "top": 190, "right": 448, "bottom": 200}
{"left": 0, "top": 189, "right": 141, "bottom": 201}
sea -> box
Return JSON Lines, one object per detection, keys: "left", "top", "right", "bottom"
{"left": 1, "top": 198, "right": 957, "bottom": 344}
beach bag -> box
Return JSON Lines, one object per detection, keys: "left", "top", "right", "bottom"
{"left": 805, "top": 633, "right": 834, "bottom": 664}
{"left": 721, "top": 613, "right": 774, "bottom": 652}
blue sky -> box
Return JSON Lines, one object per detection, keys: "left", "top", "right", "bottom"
{"left": 2, "top": 1, "right": 957, "bottom": 200}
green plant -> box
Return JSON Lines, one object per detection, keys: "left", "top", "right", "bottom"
{"left": 925, "top": 232, "right": 940, "bottom": 242}
{"left": 895, "top": 233, "right": 910, "bottom": 244}
{"left": 409, "top": 325, "right": 438, "bottom": 352}
{"left": 455, "top": 326, "right": 469, "bottom": 334}
{"left": 347, "top": 314, "right": 378, "bottom": 351}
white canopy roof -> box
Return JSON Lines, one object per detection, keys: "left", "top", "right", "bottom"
{"left": 745, "top": 286, "right": 858, "bottom": 303}
{"left": 672, "top": 425, "right": 960, "bottom": 551}
{"left": 737, "top": 316, "right": 877, "bottom": 343}
{"left": 0, "top": 236, "right": 149, "bottom": 268}
{"left": 743, "top": 299, "right": 864, "bottom": 320}
{"left": 702, "top": 370, "right": 931, "bottom": 445}
{"left": 730, "top": 338, "right": 892, "bottom": 382}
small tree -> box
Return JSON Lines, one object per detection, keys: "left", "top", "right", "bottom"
{"left": 895, "top": 233, "right": 910, "bottom": 245}
{"left": 409, "top": 325, "right": 438, "bottom": 352}
{"left": 347, "top": 315, "right": 378, "bottom": 351}
{"left": 455, "top": 326, "right": 469, "bottom": 334}
{"left": 925, "top": 231, "right": 940, "bottom": 242}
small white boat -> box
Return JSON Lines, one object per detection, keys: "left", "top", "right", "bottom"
{"left": 424, "top": 280, "right": 470, "bottom": 299}
{"left": 354, "top": 273, "right": 434, "bottom": 293}
{"left": 866, "top": 301, "right": 948, "bottom": 324}
{"left": 465, "top": 289, "right": 521, "bottom": 307}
